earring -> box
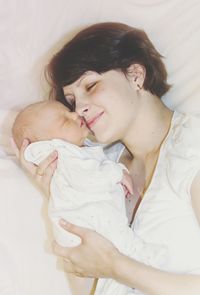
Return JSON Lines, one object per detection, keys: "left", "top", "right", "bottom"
{"left": 137, "top": 84, "right": 142, "bottom": 90}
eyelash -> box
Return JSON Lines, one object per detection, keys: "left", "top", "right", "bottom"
{"left": 64, "top": 81, "right": 97, "bottom": 109}
{"left": 86, "top": 82, "right": 97, "bottom": 91}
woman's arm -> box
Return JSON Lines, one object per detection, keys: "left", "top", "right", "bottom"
{"left": 66, "top": 273, "right": 95, "bottom": 295}
{"left": 54, "top": 219, "right": 200, "bottom": 295}
{"left": 11, "top": 138, "right": 58, "bottom": 197}
{"left": 113, "top": 255, "right": 200, "bottom": 295}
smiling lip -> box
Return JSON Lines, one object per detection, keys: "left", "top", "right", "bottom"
{"left": 86, "top": 112, "right": 104, "bottom": 129}
{"left": 80, "top": 118, "right": 85, "bottom": 127}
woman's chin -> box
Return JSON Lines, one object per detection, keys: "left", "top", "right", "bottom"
{"left": 93, "top": 133, "right": 112, "bottom": 145}
{"left": 87, "top": 127, "right": 117, "bottom": 145}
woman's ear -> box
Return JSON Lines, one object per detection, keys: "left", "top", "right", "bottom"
{"left": 127, "top": 64, "right": 146, "bottom": 91}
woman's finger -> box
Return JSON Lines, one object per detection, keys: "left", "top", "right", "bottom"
{"left": 18, "top": 139, "right": 33, "bottom": 171}
{"left": 17, "top": 139, "right": 38, "bottom": 175}
{"left": 35, "top": 150, "right": 58, "bottom": 177}
{"left": 53, "top": 240, "right": 72, "bottom": 258}
{"left": 19, "top": 139, "right": 30, "bottom": 160}
{"left": 43, "top": 160, "right": 57, "bottom": 179}
{"left": 10, "top": 137, "right": 19, "bottom": 158}
{"left": 59, "top": 219, "right": 88, "bottom": 239}
{"left": 63, "top": 259, "right": 75, "bottom": 274}
{"left": 37, "top": 160, "right": 58, "bottom": 197}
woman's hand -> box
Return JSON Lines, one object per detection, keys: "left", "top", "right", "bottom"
{"left": 53, "top": 219, "right": 121, "bottom": 278}
{"left": 11, "top": 138, "right": 58, "bottom": 197}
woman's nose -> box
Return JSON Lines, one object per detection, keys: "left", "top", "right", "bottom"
{"left": 75, "top": 103, "right": 90, "bottom": 117}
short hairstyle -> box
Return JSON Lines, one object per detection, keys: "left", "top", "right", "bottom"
{"left": 47, "top": 22, "right": 171, "bottom": 109}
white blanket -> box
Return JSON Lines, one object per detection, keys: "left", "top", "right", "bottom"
{"left": 0, "top": 156, "right": 70, "bottom": 295}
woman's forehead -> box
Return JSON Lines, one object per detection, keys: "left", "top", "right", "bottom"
{"left": 63, "top": 71, "right": 99, "bottom": 92}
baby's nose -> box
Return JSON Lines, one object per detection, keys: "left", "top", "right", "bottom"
{"left": 70, "top": 112, "right": 79, "bottom": 120}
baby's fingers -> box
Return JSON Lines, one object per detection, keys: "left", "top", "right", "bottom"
{"left": 14, "top": 139, "right": 36, "bottom": 176}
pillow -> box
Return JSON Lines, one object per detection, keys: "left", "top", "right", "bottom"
{"left": 0, "top": 109, "right": 18, "bottom": 157}
{"left": 0, "top": 0, "right": 103, "bottom": 156}
{"left": 0, "top": 0, "right": 102, "bottom": 111}
{"left": 2, "top": 0, "right": 200, "bottom": 158}
{"left": 99, "top": 0, "right": 200, "bottom": 114}
{"left": 1, "top": 1, "right": 200, "bottom": 294}
{"left": 0, "top": 157, "right": 70, "bottom": 295}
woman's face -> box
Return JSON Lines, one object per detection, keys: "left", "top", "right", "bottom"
{"left": 63, "top": 70, "right": 139, "bottom": 144}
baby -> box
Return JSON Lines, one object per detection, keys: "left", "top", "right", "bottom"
{"left": 12, "top": 101, "right": 134, "bottom": 247}
{"left": 12, "top": 101, "right": 164, "bottom": 295}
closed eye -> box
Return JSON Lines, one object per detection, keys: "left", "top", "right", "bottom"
{"left": 86, "top": 82, "right": 97, "bottom": 91}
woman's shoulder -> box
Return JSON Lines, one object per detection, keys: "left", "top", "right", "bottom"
{"left": 164, "top": 111, "right": 200, "bottom": 200}
{"left": 168, "top": 111, "right": 200, "bottom": 155}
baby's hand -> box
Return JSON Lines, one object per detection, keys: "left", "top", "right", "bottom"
{"left": 121, "top": 169, "right": 134, "bottom": 198}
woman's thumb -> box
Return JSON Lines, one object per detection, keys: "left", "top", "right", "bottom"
{"left": 59, "top": 219, "right": 86, "bottom": 238}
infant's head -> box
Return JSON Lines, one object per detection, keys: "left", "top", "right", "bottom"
{"left": 12, "top": 100, "right": 89, "bottom": 149}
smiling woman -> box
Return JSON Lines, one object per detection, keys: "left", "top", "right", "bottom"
{"left": 47, "top": 22, "right": 170, "bottom": 107}
{"left": 2, "top": 1, "right": 200, "bottom": 295}
{"left": 63, "top": 69, "right": 143, "bottom": 144}
{"left": 40, "top": 21, "right": 200, "bottom": 295}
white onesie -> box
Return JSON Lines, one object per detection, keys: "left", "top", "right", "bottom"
{"left": 25, "top": 139, "right": 166, "bottom": 295}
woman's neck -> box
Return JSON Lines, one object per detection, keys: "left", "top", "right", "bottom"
{"left": 120, "top": 95, "right": 173, "bottom": 198}
{"left": 122, "top": 95, "right": 173, "bottom": 161}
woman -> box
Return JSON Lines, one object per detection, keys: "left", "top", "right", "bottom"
{"left": 17, "top": 22, "right": 200, "bottom": 295}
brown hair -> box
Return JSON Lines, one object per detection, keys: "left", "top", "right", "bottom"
{"left": 47, "top": 22, "right": 171, "bottom": 110}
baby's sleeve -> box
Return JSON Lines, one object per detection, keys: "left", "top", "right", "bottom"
{"left": 24, "top": 141, "right": 54, "bottom": 164}
{"left": 61, "top": 156, "right": 125, "bottom": 194}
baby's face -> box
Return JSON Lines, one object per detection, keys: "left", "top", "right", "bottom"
{"left": 35, "top": 102, "right": 89, "bottom": 146}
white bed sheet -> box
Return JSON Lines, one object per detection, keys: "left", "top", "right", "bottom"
{"left": 1, "top": 0, "right": 200, "bottom": 294}
{"left": 0, "top": 157, "right": 70, "bottom": 295}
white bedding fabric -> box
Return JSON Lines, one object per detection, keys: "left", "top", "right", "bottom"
{"left": 0, "top": 157, "right": 70, "bottom": 295}
{"left": 1, "top": 0, "right": 200, "bottom": 294}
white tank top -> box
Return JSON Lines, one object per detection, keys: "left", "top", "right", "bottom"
{"left": 87, "top": 111, "right": 200, "bottom": 274}
{"left": 131, "top": 111, "right": 200, "bottom": 274}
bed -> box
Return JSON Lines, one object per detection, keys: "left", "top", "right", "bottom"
{"left": 1, "top": 0, "right": 200, "bottom": 294}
